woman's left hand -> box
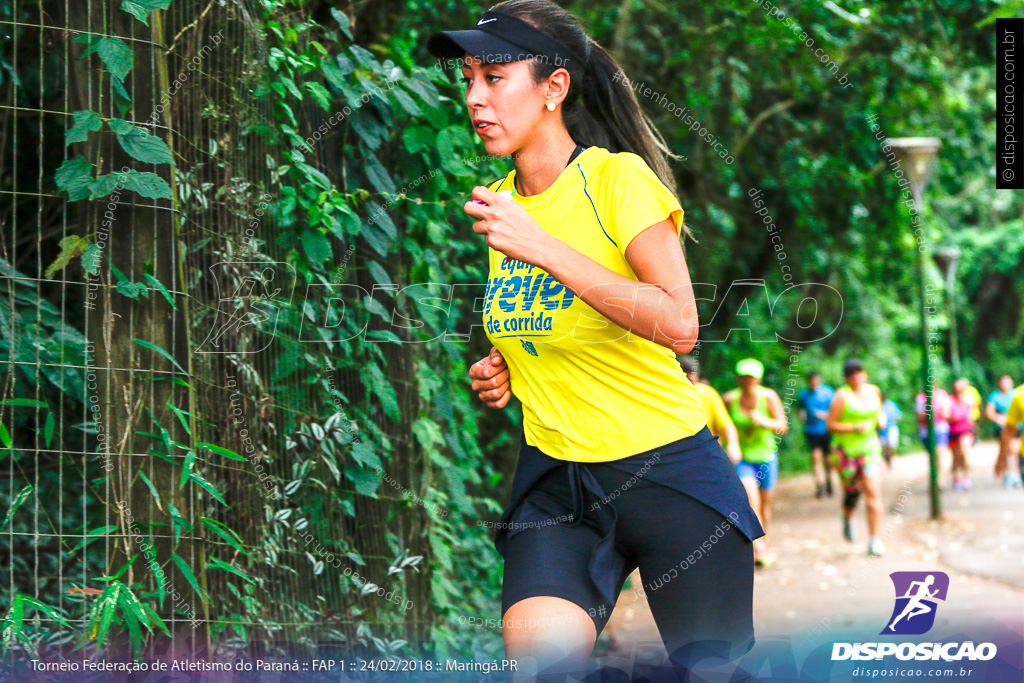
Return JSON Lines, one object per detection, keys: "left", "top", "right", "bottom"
{"left": 464, "top": 186, "right": 553, "bottom": 268}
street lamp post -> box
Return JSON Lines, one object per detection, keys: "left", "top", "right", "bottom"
{"left": 888, "top": 137, "right": 943, "bottom": 520}
{"left": 932, "top": 246, "right": 962, "bottom": 377}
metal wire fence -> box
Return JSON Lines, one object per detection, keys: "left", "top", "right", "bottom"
{"left": 0, "top": 0, "right": 455, "bottom": 665}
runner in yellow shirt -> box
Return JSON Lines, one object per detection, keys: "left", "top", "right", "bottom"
{"left": 965, "top": 382, "right": 983, "bottom": 424}
{"left": 1001, "top": 386, "right": 1024, "bottom": 481}
{"left": 679, "top": 357, "right": 741, "bottom": 463}
{"left": 438, "top": 3, "right": 763, "bottom": 672}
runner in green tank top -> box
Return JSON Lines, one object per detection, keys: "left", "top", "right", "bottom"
{"left": 826, "top": 359, "right": 887, "bottom": 557}
{"left": 723, "top": 358, "right": 787, "bottom": 566}
{"left": 729, "top": 386, "right": 777, "bottom": 461}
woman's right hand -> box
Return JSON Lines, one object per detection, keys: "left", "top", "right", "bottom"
{"left": 469, "top": 346, "right": 511, "bottom": 408}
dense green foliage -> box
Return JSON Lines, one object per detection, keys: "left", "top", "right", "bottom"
{"left": 0, "top": 0, "right": 1018, "bottom": 665}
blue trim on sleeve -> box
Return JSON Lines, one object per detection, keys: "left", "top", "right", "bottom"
{"left": 577, "top": 164, "right": 617, "bottom": 248}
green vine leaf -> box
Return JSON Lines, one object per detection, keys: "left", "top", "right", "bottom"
{"left": 179, "top": 450, "right": 196, "bottom": 490}
{"left": 109, "top": 262, "right": 149, "bottom": 300}
{"left": 330, "top": 8, "right": 354, "bottom": 40}
{"left": 137, "top": 470, "right": 162, "bottom": 511}
{"left": 121, "top": 0, "right": 172, "bottom": 25}
{"left": 111, "top": 76, "right": 132, "bottom": 116}
{"left": 122, "top": 170, "right": 171, "bottom": 199}
{"left": 201, "top": 517, "right": 249, "bottom": 555}
{"left": 351, "top": 441, "right": 382, "bottom": 469}
{"left": 43, "top": 412, "right": 55, "bottom": 448}
{"left": 72, "top": 525, "right": 118, "bottom": 552}
{"left": 977, "top": 1, "right": 1024, "bottom": 27}
{"left": 320, "top": 56, "right": 349, "bottom": 93}
{"left": 344, "top": 466, "right": 381, "bottom": 497}
{"left": 82, "top": 243, "right": 102, "bottom": 277}
{"left": 133, "top": 338, "right": 188, "bottom": 375}
{"left": 45, "top": 235, "right": 90, "bottom": 279}
{"left": 1, "top": 485, "right": 33, "bottom": 529}
{"left": 171, "top": 552, "right": 208, "bottom": 601}
{"left": 108, "top": 119, "right": 173, "bottom": 164}
{"left": 74, "top": 35, "right": 133, "bottom": 81}
{"left": 88, "top": 174, "right": 124, "bottom": 198}
{"left": 301, "top": 229, "right": 332, "bottom": 269}
{"left": 295, "top": 162, "right": 331, "bottom": 190}
{"left": 111, "top": 169, "right": 172, "bottom": 199}
{"left": 189, "top": 470, "right": 228, "bottom": 506}
{"left": 167, "top": 502, "right": 190, "bottom": 543}
{"left": 366, "top": 202, "right": 396, "bottom": 238}
{"left": 437, "top": 126, "right": 473, "bottom": 177}
{"left": 361, "top": 363, "right": 400, "bottom": 421}
{"left": 116, "top": 280, "right": 148, "bottom": 299}
{"left": 399, "top": 125, "right": 432, "bottom": 153}
{"left": 55, "top": 156, "right": 95, "bottom": 200}
{"left": 65, "top": 110, "right": 103, "bottom": 145}
{"left": 403, "top": 76, "right": 441, "bottom": 109}
{"left": 278, "top": 76, "right": 302, "bottom": 100}
{"left": 205, "top": 557, "right": 254, "bottom": 584}
{"left": 195, "top": 442, "right": 247, "bottom": 461}
{"left": 303, "top": 81, "right": 332, "bottom": 112}
{"left": 362, "top": 149, "right": 396, "bottom": 194}
{"left": 392, "top": 87, "right": 422, "bottom": 117}
{"left": 143, "top": 273, "right": 177, "bottom": 309}
{"left": 349, "top": 45, "right": 379, "bottom": 70}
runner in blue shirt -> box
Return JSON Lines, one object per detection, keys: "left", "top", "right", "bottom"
{"left": 987, "top": 374, "right": 1022, "bottom": 488}
{"left": 877, "top": 393, "right": 902, "bottom": 466}
{"left": 797, "top": 372, "right": 835, "bottom": 498}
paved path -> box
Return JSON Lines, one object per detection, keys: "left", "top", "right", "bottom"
{"left": 596, "top": 440, "right": 1024, "bottom": 668}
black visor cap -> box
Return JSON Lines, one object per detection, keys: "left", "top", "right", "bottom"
{"left": 426, "top": 11, "right": 585, "bottom": 77}
{"left": 427, "top": 29, "right": 531, "bottom": 65}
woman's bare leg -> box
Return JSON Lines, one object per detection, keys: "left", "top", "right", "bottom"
{"left": 758, "top": 489, "right": 773, "bottom": 530}
{"left": 959, "top": 434, "right": 973, "bottom": 476}
{"left": 862, "top": 473, "right": 883, "bottom": 537}
{"left": 502, "top": 596, "right": 596, "bottom": 682}
{"left": 739, "top": 478, "right": 768, "bottom": 554}
{"left": 812, "top": 447, "right": 826, "bottom": 487}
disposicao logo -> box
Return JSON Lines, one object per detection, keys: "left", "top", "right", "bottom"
{"left": 831, "top": 571, "right": 997, "bottom": 662}
{"left": 881, "top": 571, "right": 949, "bottom": 635}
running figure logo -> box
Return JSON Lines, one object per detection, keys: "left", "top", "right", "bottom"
{"left": 881, "top": 571, "right": 949, "bottom": 635}
{"left": 198, "top": 263, "right": 295, "bottom": 354}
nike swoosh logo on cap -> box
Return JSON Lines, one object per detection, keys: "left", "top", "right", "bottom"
{"left": 477, "top": 18, "right": 496, "bottom": 24}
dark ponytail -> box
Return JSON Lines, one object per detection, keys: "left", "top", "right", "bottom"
{"left": 489, "top": 0, "right": 691, "bottom": 240}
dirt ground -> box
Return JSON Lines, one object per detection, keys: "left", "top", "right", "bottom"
{"left": 595, "top": 440, "right": 1024, "bottom": 669}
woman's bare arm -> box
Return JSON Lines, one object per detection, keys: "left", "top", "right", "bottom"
{"left": 537, "top": 219, "right": 699, "bottom": 355}
{"left": 760, "top": 389, "right": 788, "bottom": 433}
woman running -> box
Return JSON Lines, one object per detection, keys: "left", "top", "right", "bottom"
{"left": 826, "top": 359, "right": 887, "bottom": 556}
{"left": 916, "top": 385, "right": 952, "bottom": 488}
{"left": 878, "top": 392, "right": 902, "bottom": 467}
{"left": 987, "top": 374, "right": 1023, "bottom": 487}
{"left": 436, "top": 1, "right": 763, "bottom": 677}
{"left": 679, "top": 357, "right": 742, "bottom": 464}
{"left": 1000, "top": 384, "right": 1024, "bottom": 493}
{"left": 948, "top": 379, "right": 977, "bottom": 490}
{"left": 797, "top": 371, "right": 835, "bottom": 498}
{"left": 722, "top": 358, "right": 787, "bottom": 565}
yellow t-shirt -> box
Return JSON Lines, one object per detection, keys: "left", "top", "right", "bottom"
{"left": 966, "top": 385, "right": 982, "bottom": 422}
{"left": 482, "top": 146, "right": 706, "bottom": 462}
{"left": 1005, "top": 388, "right": 1024, "bottom": 456}
{"left": 694, "top": 382, "right": 734, "bottom": 440}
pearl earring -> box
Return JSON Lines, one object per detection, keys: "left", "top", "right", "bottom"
{"left": 546, "top": 102, "right": 555, "bottom": 111}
